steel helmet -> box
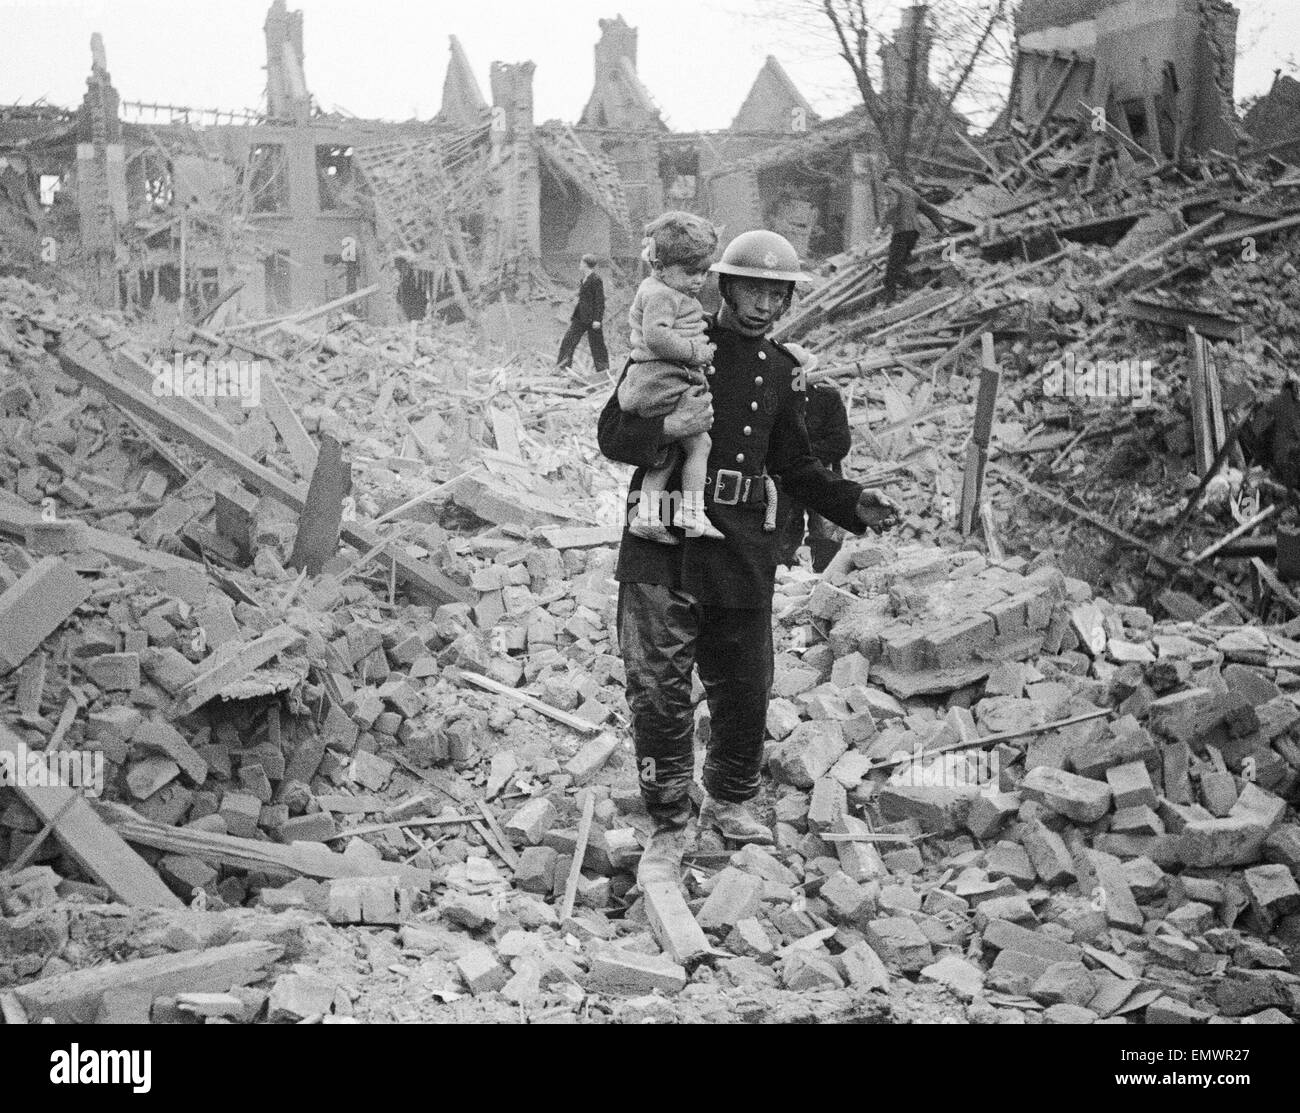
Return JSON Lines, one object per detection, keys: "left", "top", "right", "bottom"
{"left": 710, "top": 229, "right": 814, "bottom": 283}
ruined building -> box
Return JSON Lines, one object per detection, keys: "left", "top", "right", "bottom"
{"left": 1007, "top": 0, "right": 1243, "bottom": 159}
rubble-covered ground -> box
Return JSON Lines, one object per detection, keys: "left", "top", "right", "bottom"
{"left": 4, "top": 161, "right": 1300, "bottom": 1023}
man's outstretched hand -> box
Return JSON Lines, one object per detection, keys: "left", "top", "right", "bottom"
{"left": 856, "top": 488, "right": 899, "bottom": 532}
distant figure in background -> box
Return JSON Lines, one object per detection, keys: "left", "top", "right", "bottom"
{"left": 778, "top": 345, "right": 852, "bottom": 573}
{"left": 880, "top": 169, "right": 949, "bottom": 305}
{"left": 556, "top": 254, "right": 609, "bottom": 374}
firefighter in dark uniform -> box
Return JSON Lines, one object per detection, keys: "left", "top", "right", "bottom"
{"left": 778, "top": 369, "right": 852, "bottom": 573}
{"left": 556, "top": 253, "right": 610, "bottom": 374}
{"left": 597, "top": 229, "right": 899, "bottom": 882}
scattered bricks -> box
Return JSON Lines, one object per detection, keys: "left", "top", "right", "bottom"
{"left": 831, "top": 814, "right": 887, "bottom": 882}
{"left": 982, "top": 918, "right": 1082, "bottom": 966}
{"left": 1081, "top": 849, "right": 1142, "bottom": 931}
{"left": 725, "top": 918, "right": 775, "bottom": 960}
{"left": 973, "top": 895, "right": 1037, "bottom": 930}
{"left": 881, "top": 626, "right": 929, "bottom": 672}
{"left": 987, "top": 949, "right": 1052, "bottom": 995}
{"left": 773, "top": 665, "right": 821, "bottom": 699}
{"left": 765, "top": 698, "right": 802, "bottom": 741}
{"left": 1200, "top": 770, "right": 1239, "bottom": 816}
{"left": 1021, "top": 766, "right": 1112, "bottom": 823}
{"left": 984, "top": 594, "right": 1028, "bottom": 638}
{"left": 348, "top": 749, "right": 394, "bottom": 792}
{"left": 923, "top": 613, "right": 995, "bottom": 668}
{"left": 878, "top": 784, "right": 976, "bottom": 835}
{"left": 1045, "top": 1003, "right": 1097, "bottom": 1024}
{"left": 1110, "top": 805, "right": 1164, "bottom": 835}
{"left": 441, "top": 893, "right": 498, "bottom": 931}
{"left": 807, "top": 778, "right": 846, "bottom": 832}
{"left": 974, "top": 696, "right": 1045, "bottom": 737}
{"left": 839, "top": 712, "right": 877, "bottom": 748}
{"left": 642, "top": 882, "right": 710, "bottom": 965}
{"left": 829, "top": 750, "right": 874, "bottom": 789}
{"left": 1162, "top": 741, "right": 1194, "bottom": 805}
{"left": 1106, "top": 761, "right": 1157, "bottom": 810}
{"left": 457, "top": 946, "right": 511, "bottom": 996}
{"left": 697, "top": 868, "right": 763, "bottom": 932}
{"left": 0, "top": 557, "right": 92, "bottom": 675}
{"left": 126, "top": 756, "right": 180, "bottom": 800}
{"left": 1264, "top": 828, "right": 1300, "bottom": 879}
{"left": 781, "top": 951, "right": 845, "bottom": 991}
{"left": 1164, "top": 901, "right": 1216, "bottom": 935}
{"left": 219, "top": 793, "right": 263, "bottom": 839}
{"left": 819, "top": 871, "right": 877, "bottom": 927}
{"left": 966, "top": 791, "right": 1020, "bottom": 840}
{"left": 587, "top": 947, "right": 687, "bottom": 996}
{"left": 267, "top": 972, "right": 338, "bottom": 1021}
{"left": 564, "top": 733, "right": 620, "bottom": 785}
{"left": 1233, "top": 782, "right": 1287, "bottom": 829}
{"left": 157, "top": 855, "right": 217, "bottom": 901}
{"left": 831, "top": 652, "right": 873, "bottom": 689}
{"left": 238, "top": 763, "right": 274, "bottom": 804}
{"left": 23, "top": 519, "right": 89, "bottom": 555}
{"left": 1222, "top": 664, "right": 1283, "bottom": 707}
{"left": 83, "top": 652, "right": 140, "bottom": 691}
{"left": 283, "top": 735, "right": 326, "bottom": 786}
{"left": 87, "top": 705, "right": 142, "bottom": 749}
{"left": 1145, "top": 996, "right": 1211, "bottom": 1024}
{"left": 884, "top": 847, "right": 924, "bottom": 875}
{"left": 516, "top": 845, "right": 559, "bottom": 894}
{"left": 505, "top": 797, "right": 557, "bottom": 845}
{"left": 838, "top": 940, "right": 891, "bottom": 990}
{"left": 131, "top": 719, "right": 207, "bottom": 784}
{"left": 1121, "top": 856, "right": 1166, "bottom": 901}
{"left": 986, "top": 844, "right": 1035, "bottom": 888}
{"left": 1146, "top": 688, "right": 1217, "bottom": 745}
{"left": 279, "top": 811, "right": 337, "bottom": 844}
{"left": 768, "top": 721, "right": 847, "bottom": 789}
{"left": 1244, "top": 865, "right": 1300, "bottom": 926}
{"left": 1214, "top": 970, "right": 1294, "bottom": 1017}
{"left": 1030, "top": 961, "right": 1096, "bottom": 1007}
{"left": 1254, "top": 695, "right": 1300, "bottom": 741}
{"left": 1179, "top": 816, "right": 1270, "bottom": 868}
{"left": 863, "top": 917, "right": 933, "bottom": 972}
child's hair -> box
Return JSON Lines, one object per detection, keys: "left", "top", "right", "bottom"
{"left": 641, "top": 211, "right": 718, "bottom": 270}
{"left": 580, "top": 253, "right": 600, "bottom": 268}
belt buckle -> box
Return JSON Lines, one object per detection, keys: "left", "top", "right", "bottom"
{"left": 713, "top": 469, "right": 742, "bottom": 505}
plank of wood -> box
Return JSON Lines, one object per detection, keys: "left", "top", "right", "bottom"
{"left": 1191, "top": 504, "right": 1276, "bottom": 564}
{"left": 560, "top": 792, "right": 595, "bottom": 921}
{"left": 534, "top": 525, "right": 623, "bottom": 550}
{"left": 98, "top": 805, "right": 432, "bottom": 885}
{"left": 476, "top": 800, "right": 521, "bottom": 870}
{"left": 1202, "top": 210, "right": 1300, "bottom": 249}
{"left": 54, "top": 331, "right": 474, "bottom": 606}
{"left": 1252, "top": 558, "right": 1300, "bottom": 618}
{"left": 13, "top": 940, "right": 281, "bottom": 1024}
{"left": 173, "top": 625, "right": 302, "bottom": 716}
{"left": 1094, "top": 211, "right": 1225, "bottom": 291}
{"left": 457, "top": 671, "right": 601, "bottom": 734}
{"left": 0, "top": 723, "right": 183, "bottom": 908}
{"left": 259, "top": 365, "right": 318, "bottom": 476}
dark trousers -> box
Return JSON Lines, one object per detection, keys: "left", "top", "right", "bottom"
{"left": 556, "top": 320, "right": 609, "bottom": 371}
{"left": 778, "top": 502, "right": 844, "bottom": 573}
{"left": 883, "top": 228, "right": 920, "bottom": 303}
{"left": 616, "top": 582, "right": 773, "bottom": 828}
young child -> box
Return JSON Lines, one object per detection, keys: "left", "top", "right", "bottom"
{"left": 620, "top": 211, "right": 724, "bottom": 543}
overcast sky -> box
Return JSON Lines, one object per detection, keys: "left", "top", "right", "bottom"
{"left": 0, "top": 0, "right": 1296, "bottom": 131}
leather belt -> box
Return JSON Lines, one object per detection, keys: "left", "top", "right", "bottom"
{"left": 706, "top": 469, "right": 768, "bottom": 507}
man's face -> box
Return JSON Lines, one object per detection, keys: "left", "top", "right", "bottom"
{"left": 723, "top": 277, "right": 791, "bottom": 336}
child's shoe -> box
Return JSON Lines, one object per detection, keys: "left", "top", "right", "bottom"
{"left": 673, "top": 492, "right": 725, "bottom": 540}
{"left": 629, "top": 517, "right": 680, "bottom": 545}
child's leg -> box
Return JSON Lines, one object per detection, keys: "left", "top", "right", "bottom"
{"left": 679, "top": 432, "right": 710, "bottom": 494}
{"left": 628, "top": 457, "right": 680, "bottom": 545}
{"left": 674, "top": 432, "right": 725, "bottom": 540}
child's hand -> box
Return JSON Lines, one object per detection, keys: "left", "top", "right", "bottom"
{"left": 691, "top": 340, "right": 717, "bottom": 367}
{"left": 785, "top": 342, "right": 820, "bottom": 374}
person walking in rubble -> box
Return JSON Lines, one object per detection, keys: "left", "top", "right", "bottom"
{"left": 597, "top": 228, "right": 900, "bottom": 883}
{"left": 556, "top": 254, "right": 609, "bottom": 376}
{"left": 621, "top": 211, "right": 726, "bottom": 543}
{"left": 776, "top": 346, "right": 853, "bottom": 573}
{"left": 880, "top": 168, "right": 950, "bottom": 305}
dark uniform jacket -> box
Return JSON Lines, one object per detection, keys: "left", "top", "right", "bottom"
{"left": 571, "top": 272, "right": 605, "bottom": 327}
{"left": 598, "top": 318, "right": 866, "bottom": 610}
{"left": 805, "top": 383, "right": 851, "bottom": 471}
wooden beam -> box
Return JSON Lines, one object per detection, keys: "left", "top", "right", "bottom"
{"left": 1094, "top": 211, "right": 1225, "bottom": 292}
{"left": 0, "top": 723, "right": 183, "bottom": 908}
{"left": 560, "top": 792, "right": 595, "bottom": 921}
{"left": 53, "top": 330, "right": 474, "bottom": 606}
{"left": 1191, "top": 504, "right": 1276, "bottom": 564}
{"left": 457, "top": 670, "right": 601, "bottom": 734}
